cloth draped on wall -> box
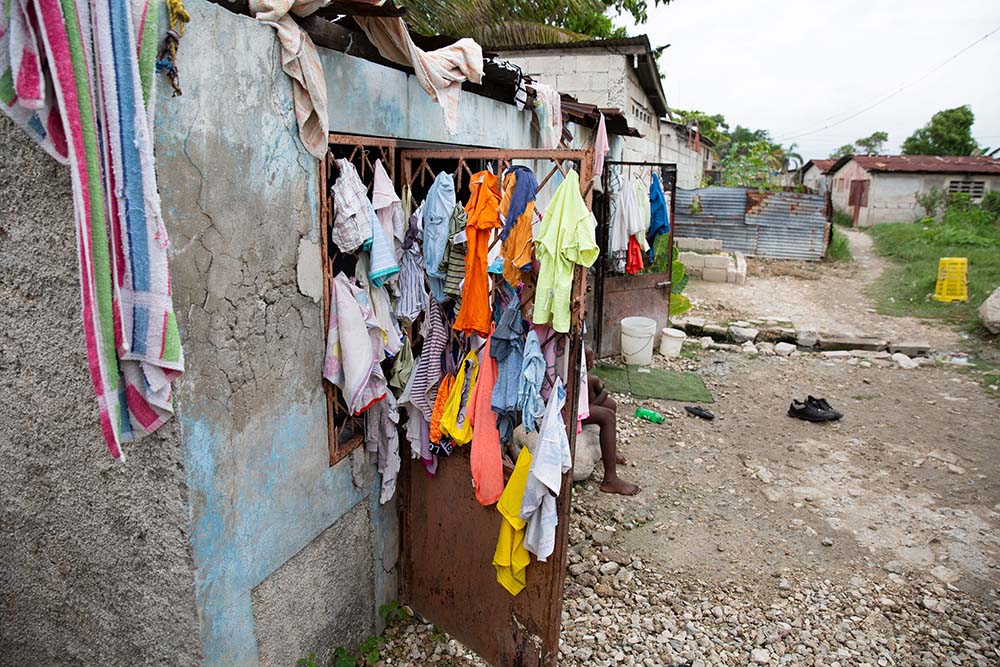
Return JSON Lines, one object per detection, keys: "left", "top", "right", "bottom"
{"left": 530, "top": 82, "right": 562, "bottom": 150}
{"left": 355, "top": 17, "right": 483, "bottom": 136}
{"left": 250, "top": 4, "right": 484, "bottom": 156}
{"left": 1, "top": 0, "right": 184, "bottom": 461}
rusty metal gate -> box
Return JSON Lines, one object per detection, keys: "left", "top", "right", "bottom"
{"left": 592, "top": 161, "right": 677, "bottom": 359}
{"left": 396, "top": 148, "right": 595, "bottom": 667}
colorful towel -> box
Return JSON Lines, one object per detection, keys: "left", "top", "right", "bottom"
{"left": 323, "top": 272, "right": 387, "bottom": 415}
{"left": 1, "top": 0, "right": 183, "bottom": 461}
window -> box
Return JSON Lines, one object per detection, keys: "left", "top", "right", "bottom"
{"left": 947, "top": 179, "right": 986, "bottom": 199}
{"left": 630, "top": 99, "right": 651, "bottom": 127}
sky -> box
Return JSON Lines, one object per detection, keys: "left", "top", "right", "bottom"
{"left": 619, "top": 0, "right": 1000, "bottom": 160}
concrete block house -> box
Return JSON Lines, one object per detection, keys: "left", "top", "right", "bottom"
{"left": 827, "top": 155, "right": 1000, "bottom": 226}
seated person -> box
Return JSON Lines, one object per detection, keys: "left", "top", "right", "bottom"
{"left": 583, "top": 347, "right": 640, "bottom": 496}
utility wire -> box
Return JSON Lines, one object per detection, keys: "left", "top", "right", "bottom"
{"left": 774, "top": 24, "right": 1000, "bottom": 142}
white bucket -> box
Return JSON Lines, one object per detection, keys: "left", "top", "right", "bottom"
{"left": 659, "top": 327, "right": 686, "bottom": 358}
{"left": 620, "top": 317, "right": 657, "bottom": 366}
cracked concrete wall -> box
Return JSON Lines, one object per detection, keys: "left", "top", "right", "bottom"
{"left": 0, "top": 118, "right": 202, "bottom": 665}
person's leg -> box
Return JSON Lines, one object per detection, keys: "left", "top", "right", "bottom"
{"left": 591, "top": 395, "right": 627, "bottom": 465}
{"left": 584, "top": 403, "right": 639, "bottom": 496}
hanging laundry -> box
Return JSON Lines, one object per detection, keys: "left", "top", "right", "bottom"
{"left": 647, "top": 172, "right": 670, "bottom": 259}
{"left": 323, "top": 272, "right": 387, "bottom": 415}
{"left": 440, "top": 350, "right": 479, "bottom": 446}
{"left": 593, "top": 112, "right": 610, "bottom": 192}
{"left": 608, "top": 176, "right": 641, "bottom": 273}
{"left": 491, "top": 297, "right": 524, "bottom": 445}
{"left": 389, "top": 337, "right": 414, "bottom": 393}
{"left": 409, "top": 300, "right": 450, "bottom": 420}
{"left": 356, "top": 253, "right": 403, "bottom": 357}
{"left": 493, "top": 446, "right": 534, "bottom": 596}
{"left": 1, "top": 0, "right": 184, "bottom": 460}
{"left": 626, "top": 236, "right": 644, "bottom": 275}
{"left": 441, "top": 206, "right": 468, "bottom": 304}
{"left": 373, "top": 159, "right": 405, "bottom": 261}
{"left": 577, "top": 336, "right": 590, "bottom": 430}
{"left": 428, "top": 374, "right": 454, "bottom": 445}
{"left": 398, "top": 360, "right": 437, "bottom": 475}
{"left": 454, "top": 170, "right": 502, "bottom": 336}
{"left": 355, "top": 17, "right": 483, "bottom": 136}
{"left": 499, "top": 166, "right": 538, "bottom": 288}
{"left": 423, "top": 172, "right": 456, "bottom": 303}
{"left": 330, "top": 159, "right": 375, "bottom": 253}
{"left": 469, "top": 336, "right": 504, "bottom": 506}
{"left": 632, "top": 177, "right": 651, "bottom": 252}
{"left": 531, "top": 82, "right": 563, "bottom": 150}
{"left": 367, "top": 212, "right": 400, "bottom": 288}
{"left": 365, "top": 390, "right": 400, "bottom": 504}
{"left": 520, "top": 378, "right": 572, "bottom": 562}
{"left": 518, "top": 330, "right": 545, "bottom": 432}
{"left": 395, "top": 203, "right": 428, "bottom": 323}
{"left": 533, "top": 170, "right": 599, "bottom": 333}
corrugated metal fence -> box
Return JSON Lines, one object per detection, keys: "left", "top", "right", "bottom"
{"left": 674, "top": 187, "right": 831, "bottom": 260}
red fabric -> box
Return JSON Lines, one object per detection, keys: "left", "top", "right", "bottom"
{"left": 625, "top": 236, "right": 643, "bottom": 275}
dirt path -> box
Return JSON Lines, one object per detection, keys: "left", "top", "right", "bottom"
{"left": 684, "top": 230, "right": 962, "bottom": 351}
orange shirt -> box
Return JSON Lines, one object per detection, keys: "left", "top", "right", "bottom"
{"left": 429, "top": 374, "right": 454, "bottom": 444}
{"left": 453, "top": 171, "right": 501, "bottom": 336}
{"left": 499, "top": 170, "right": 536, "bottom": 288}
{"left": 469, "top": 335, "right": 504, "bottom": 506}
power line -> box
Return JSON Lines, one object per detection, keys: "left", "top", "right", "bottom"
{"left": 774, "top": 24, "right": 1000, "bottom": 143}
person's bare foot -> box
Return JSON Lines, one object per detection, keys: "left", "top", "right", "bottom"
{"left": 616, "top": 453, "right": 628, "bottom": 465}
{"left": 600, "top": 477, "right": 640, "bottom": 495}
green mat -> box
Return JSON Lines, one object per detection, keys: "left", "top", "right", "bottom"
{"left": 591, "top": 364, "right": 713, "bottom": 403}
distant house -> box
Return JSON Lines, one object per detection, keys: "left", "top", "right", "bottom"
{"left": 494, "top": 36, "right": 717, "bottom": 188}
{"left": 827, "top": 155, "right": 1000, "bottom": 226}
{"left": 798, "top": 159, "right": 837, "bottom": 194}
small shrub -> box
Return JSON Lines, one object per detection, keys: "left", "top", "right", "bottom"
{"left": 825, "top": 226, "right": 853, "bottom": 262}
{"left": 915, "top": 186, "right": 946, "bottom": 218}
{"left": 832, "top": 209, "right": 853, "bottom": 227}
{"left": 980, "top": 190, "right": 1000, "bottom": 220}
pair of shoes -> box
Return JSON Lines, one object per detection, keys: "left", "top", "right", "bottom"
{"left": 685, "top": 406, "right": 715, "bottom": 420}
{"left": 788, "top": 395, "right": 843, "bottom": 422}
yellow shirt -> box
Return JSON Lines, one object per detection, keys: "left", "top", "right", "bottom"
{"left": 440, "top": 350, "right": 479, "bottom": 446}
{"left": 532, "top": 170, "right": 599, "bottom": 333}
{"left": 493, "top": 447, "right": 534, "bottom": 595}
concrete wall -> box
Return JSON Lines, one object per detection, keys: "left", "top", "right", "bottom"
{"left": 3, "top": 2, "right": 561, "bottom": 666}
{"left": 802, "top": 164, "right": 827, "bottom": 194}
{"left": 831, "top": 158, "right": 1000, "bottom": 226}
{"left": 0, "top": 119, "right": 202, "bottom": 665}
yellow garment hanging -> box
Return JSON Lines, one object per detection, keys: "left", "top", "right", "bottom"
{"left": 493, "top": 447, "right": 534, "bottom": 595}
{"left": 439, "top": 350, "right": 479, "bottom": 445}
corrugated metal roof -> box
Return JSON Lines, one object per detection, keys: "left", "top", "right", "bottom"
{"left": 801, "top": 159, "right": 837, "bottom": 174}
{"left": 489, "top": 36, "right": 653, "bottom": 52}
{"left": 828, "top": 154, "right": 1000, "bottom": 176}
{"left": 674, "top": 188, "right": 830, "bottom": 261}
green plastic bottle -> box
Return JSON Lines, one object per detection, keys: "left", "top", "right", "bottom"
{"left": 634, "top": 407, "right": 665, "bottom": 424}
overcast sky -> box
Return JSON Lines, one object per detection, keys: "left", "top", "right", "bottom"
{"left": 619, "top": 0, "right": 1000, "bottom": 159}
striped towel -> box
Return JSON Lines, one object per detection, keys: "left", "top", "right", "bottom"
{"left": 1, "top": 0, "right": 183, "bottom": 461}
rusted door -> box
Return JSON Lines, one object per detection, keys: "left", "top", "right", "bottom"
{"left": 593, "top": 162, "right": 677, "bottom": 359}
{"left": 398, "top": 149, "right": 592, "bottom": 667}
{"left": 848, "top": 179, "right": 869, "bottom": 226}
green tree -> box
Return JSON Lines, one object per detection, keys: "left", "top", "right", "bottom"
{"left": 901, "top": 105, "right": 979, "bottom": 156}
{"left": 403, "top": 0, "right": 670, "bottom": 45}
{"left": 671, "top": 108, "right": 730, "bottom": 146}
{"left": 854, "top": 130, "right": 888, "bottom": 155}
{"left": 829, "top": 144, "right": 854, "bottom": 159}
{"left": 720, "top": 140, "right": 780, "bottom": 187}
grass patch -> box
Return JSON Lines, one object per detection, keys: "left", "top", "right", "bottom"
{"left": 832, "top": 209, "right": 854, "bottom": 228}
{"left": 825, "top": 225, "right": 853, "bottom": 262}
{"left": 867, "top": 198, "right": 1000, "bottom": 333}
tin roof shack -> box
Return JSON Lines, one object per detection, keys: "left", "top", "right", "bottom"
{"left": 494, "top": 37, "right": 715, "bottom": 189}
{"left": 798, "top": 159, "right": 837, "bottom": 194}
{"left": 0, "top": 2, "right": 620, "bottom": 666}
{"left": 827, "top": 155, "right": 1000, "bottom": 226}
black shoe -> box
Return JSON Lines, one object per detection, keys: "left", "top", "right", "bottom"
{"left": 788, "top": 399, "right": 837, "bottom": 422}
{"left": 807, "top": 395, "right": 842, "bottom": 421}
{"left": 685, "top": 406, "right": 715, "bottom": 420}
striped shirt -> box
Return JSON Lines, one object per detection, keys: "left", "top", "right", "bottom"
{"left": 442, "top": 206, "right": 467, "bottom": 302}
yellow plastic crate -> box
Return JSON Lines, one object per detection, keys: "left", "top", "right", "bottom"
{"left": 932, "top": 257, "right": 968, "bottom": 303}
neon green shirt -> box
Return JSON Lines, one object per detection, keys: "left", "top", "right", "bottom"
{"left": 532, "top": 170, "right": 599, "bottom": 332}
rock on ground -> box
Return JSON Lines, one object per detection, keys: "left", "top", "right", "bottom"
{"left": 979, "top": 286, "right": 1000, "bottom": 334}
